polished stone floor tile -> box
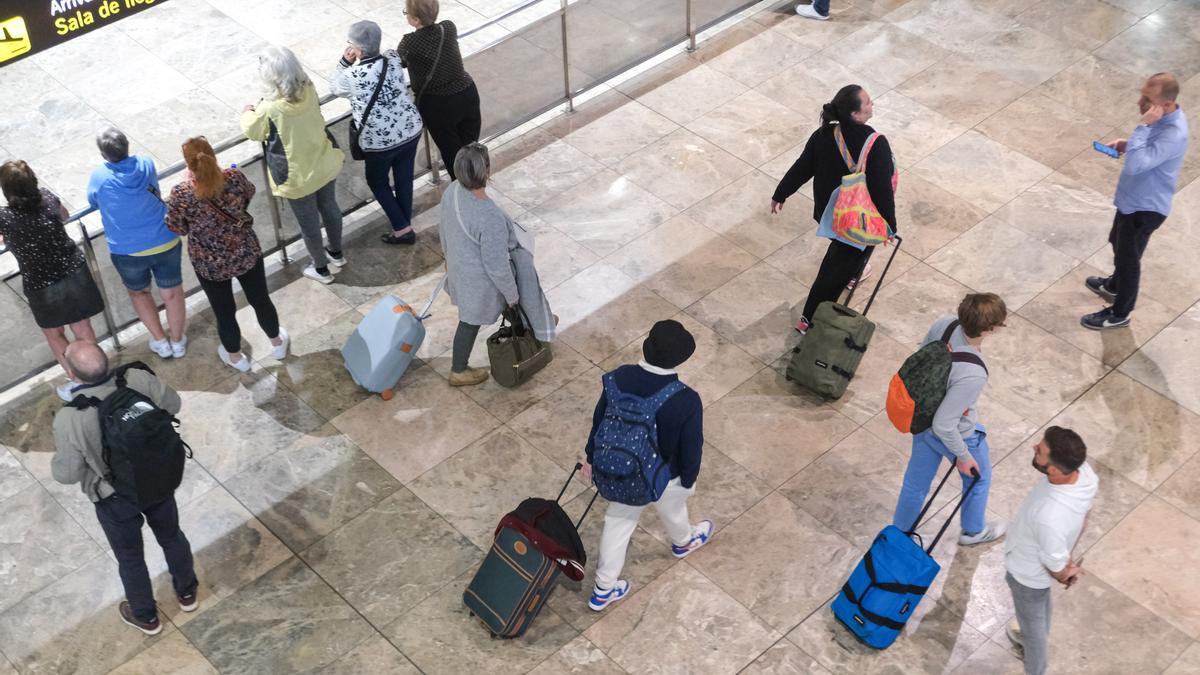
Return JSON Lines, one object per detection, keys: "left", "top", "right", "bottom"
{"left": 883, "top": 0, "right": 1014, "bottom": 51}
{"left": 223, "top": 431, "right": 400, "bottom": 552}
{"left": 508, "top": 367, "right": 604, "bottom": 472}
{"left": 527, "top": 225, "right": 602, "bottom": 291}
{"left": 409, "top": 427, "right": 587, "bottom": 549}
{"left": 686, "top": 261, "right": 805, "bottom": 364}
{"left": 0, "top": 553, "right": 167, "bottom": 675}
{"left": 703, "top": 368, "right": 860, "bottom": 487}
{"left": 689, "top": 493, "right": 860, "bottom": 632}
{"left": 607, "top": 214, "right": 758, "bottom": 309}
{"left": 1086, "top": 229, "right": 1200, "bottom": 314}
{"left": 549, "top": 264, "right": 681, "bottom": 362}
{"left": 868, "top": 91, "right": 969, "bottom": 170}
{"left": 1015, "top": 0, "right": 1138, "bottom": 50}
{"left": 836, "top": 23, "right": 951, "bottom": 89}
{"left": 927, "top": 220, "right": 1079, "bottom": 310}
{"left": 533, "top": 169, "right": 678, "bottom": 257}
{"left": 490, "top": 138, "right": 606, "bottom": 210}
{"left": 300, "top": 488, "right": 480, "bottom": 627}
{"left": 617, "top": 56, "right": 749, "bottom": 126}
{"left": 317, "top": 635, "right": 420, "bottom": 675}
{"left": 585, "top": 563, "right": 780, "bottom": 674}
{"left": 330, "top": 364, "right": 500, "bottom": 484}
{"left": 264, "top": 310, "right": 372, "bottom": 421}
{"left": 866, "top": 262, "right": 974, "bottom": 347}
{"left": 896, "top": 55, "right": 1029, "bottom": 128}
{"left": 617, "top": 128, "right": 756, "bottom": 211}
{"left": 111, "top": 89, "right": 240, "bottom": 168}
{"left": 1057, "top": 135, "right": 1128, "bottom": 197}
{"left": 788, "top": 598, "right": 989, "bottom": 674}
{"left": 687, "top": 90, "right": 817, "bottom": 167}
{"left": 685, "top": 170, "right": 804, "bottom": 259}
{"left": 888, "top": 174, "right": 989, "bottom": 261}
{"left": 107, "top": 631, "right": 219, "bottom": 675}
{"left": 976, "top": 92, "right": 1114, "bottom": 172}
{"left": 755, "top": 52, "right": 889, "bottom": 120}
{"left": 1120, "top": 304, "right": 1200, "bottom": 415}
{"left": 314, "top": 230, "right": 447, "bottom": 310}
{"left": 986, "top": 172, "right": 1114, "bottom": 259}
{"left": 962, "top": 23, "right": 1090, "bottom": 87}
{"left": 912, "top": 130, "right": 1054, "bottom": 213}
{"left": 1095, "top": 17, "right": 1200, "bottom": 81}
{"left": 117, "top": 0, "right": 269, "bottom": 84}
{"left": 1159, "top": 449, "right": 1200, "bottom": 523}
{"left": 742, "top": 639, "right": 831, "bottom": 674}
{"left": 384, "top": 571, "right": 579, "bottom": 675}
{"left": 1020, "top": 264, "right": 1179, "bottom": 367}
{"left": 0, "top": 484, "right": 99, "bottom": 614}
{"left": 691, "top": 23, "right": 812, "bottom": 88}
{"left": 950, "top": 640, "right": 1023, "bottom": 675}
{"left": 527, "top": 635, "right": 626, "bottom": 675}
{"left": 1164, "top": 641, "right": 1200, "bottom": 675}
{"left": 114, "top": 319, "right": 235, "bottom": 396}
{"left": 182, "top": 557, "right": 376, "bottom": 675}
{"left": 758, "top": 3, "right": 885, "bottom": 50}
{"left": 0, "top": 446, "right": 34, "bottom": 504}
{"left": 1034, "top": 55, "right": 1148, "bottom": 127}
{"left": 543, "top": 92, "right": 680, "bottom": 168}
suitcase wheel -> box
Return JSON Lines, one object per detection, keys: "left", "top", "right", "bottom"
{"left": 380, "top": 388, "right": 394, "bottom": 401}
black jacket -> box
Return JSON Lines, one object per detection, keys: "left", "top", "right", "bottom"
{"left": 772, "top": 122, "right": 897, "bottom": 232}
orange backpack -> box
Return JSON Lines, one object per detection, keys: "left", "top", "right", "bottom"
{"left": 886, "top": 321, "right": 987, "bottom": 434}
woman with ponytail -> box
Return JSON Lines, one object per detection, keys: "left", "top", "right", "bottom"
{"left": 166, "top": 137, "right": 288, "bottom": 371}
{"left": 770, "top": 84, "right": 897, "bottom": 334}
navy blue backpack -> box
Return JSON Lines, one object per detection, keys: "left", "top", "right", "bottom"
{"left": 590, "top": 372, "right": 684, "bottom": 506}
{"left": 833, "top": 461, "right": 980, "bottom": 649}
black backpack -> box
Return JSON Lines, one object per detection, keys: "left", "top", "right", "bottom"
{"left": 67, "top": 362, "right": 191, "bottom": 505}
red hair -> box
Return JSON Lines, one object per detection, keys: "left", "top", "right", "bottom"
{"left": 181, "top": 137, "right": 225, "bottom": 200}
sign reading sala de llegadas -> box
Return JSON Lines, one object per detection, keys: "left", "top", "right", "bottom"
{"left": 1, "top": 0, "right": 169, "bottom": 67}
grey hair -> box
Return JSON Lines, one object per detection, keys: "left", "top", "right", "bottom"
{"left": 96, "top": 127, "right": 130, "bottom": 163}
{"left": 454, "top": 143, "right": 490, "bottom": 190}
{"left": 257, "top": 45, "right": 312, "bottom": 103}
{"left": 347, "top": 20, "right": 382, "bottom": 57}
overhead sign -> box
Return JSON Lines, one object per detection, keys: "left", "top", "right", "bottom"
{"left": 1, "top": 0, "right": 169, "bottom": 67}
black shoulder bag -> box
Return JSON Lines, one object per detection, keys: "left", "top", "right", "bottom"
{"left": 350, "top": 57, "right": 390, "bottom": 161}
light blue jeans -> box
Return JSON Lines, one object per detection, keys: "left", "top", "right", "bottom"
{"left": 893, "top": 426, "right": 991, "bottom": 535}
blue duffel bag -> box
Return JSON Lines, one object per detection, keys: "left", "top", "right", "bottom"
{"left": 833, "top": 461, "right": 979, "bottom": 649}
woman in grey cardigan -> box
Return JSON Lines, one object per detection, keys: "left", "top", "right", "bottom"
{"left": 438, "top": 142, "right": 554, "bottom": 386}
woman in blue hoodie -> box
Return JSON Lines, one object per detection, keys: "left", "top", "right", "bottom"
{"left": 87, "top": 127, "right": 188, "bottom": 359}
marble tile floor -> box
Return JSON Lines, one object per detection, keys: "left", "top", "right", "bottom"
{"left": 2, "top": 0, "right": 1200, "bottom": 673}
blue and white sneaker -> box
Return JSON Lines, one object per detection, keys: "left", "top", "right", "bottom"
{"left": 588, "top": 580, "right": 630, "bottom": 611}
{"left": 671, "top": 520, "right": 714, "bottom": 558}
{"left": 1081, "top": 307, "right": 1130, "bottom": 331}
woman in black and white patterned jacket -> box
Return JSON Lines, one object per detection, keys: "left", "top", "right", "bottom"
{"left": 332, "top": 20, "right": 425, "bottom": 245}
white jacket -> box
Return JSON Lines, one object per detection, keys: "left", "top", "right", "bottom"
{"left": 1004, "top": 462, "right": 1098, "bottom": 589}
{"left": 331, "top": 50, "right": 423, "bottom": 152}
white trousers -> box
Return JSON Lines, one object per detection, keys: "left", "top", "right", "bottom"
{"left": 594, "top": 478, "right": 695, "bottom": 590}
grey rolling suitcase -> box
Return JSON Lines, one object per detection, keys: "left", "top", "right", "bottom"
{"left": 342, "top": 277, "right": 444, "bottom": 400}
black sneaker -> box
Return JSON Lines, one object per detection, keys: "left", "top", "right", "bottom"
{"left": 381, "top": 231, "right": 416, "bottom": 245}
{"left": 1085, "top": 276, "right": 1116, "bottom": 303}
{"left": 118, "top": 601, "right": 162, "bottom": 635}
{"left": 1081, "top": 307, "right": 1130, "bottom": 330}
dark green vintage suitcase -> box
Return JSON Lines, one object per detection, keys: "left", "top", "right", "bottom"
{"left": 786, "top": 235, "right": 903, "bottom": 399}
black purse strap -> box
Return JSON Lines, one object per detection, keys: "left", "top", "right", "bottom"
{"left": 416, "top": 24, "right": 446, "bottom": 104}
{"left": 357, "top": 57, "right": 389, "bottom": 134}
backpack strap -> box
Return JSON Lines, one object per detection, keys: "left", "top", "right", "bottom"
{"left": 939, "top": 320, "right": 960, "bottom": 344}
{"left": 646, "top": 380, "right": 686, "bottom": 409}
{"left": 856, "top": 133, "right": 881, "bottom": 172}
{"left": 833, "top": 125, "right": 856, "bottom": 172}
{"left": 951, "top": 351, "right": 988, "bottom": 376}
{"left": 601, "top": 371, "right": 622, "bottom": 403}
{"left": 66, "top": 393, "right": 101, "bottom": 410}
{"left": 111, "top": 361, "right": 155, "bottom": 388}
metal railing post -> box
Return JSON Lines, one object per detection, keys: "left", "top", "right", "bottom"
{"left": 425, "top": 129, "right": 442, "bottom": 184}
{"left": 686, "top": 0, "right": 697, "bottom": 52}
{"left": 560, "top": 0, "right": 574, "bottom": 112}
{"left": 259, "top": 142, "right": 290, "bottom": 264}
{"left": 77, "top": 220, "right": 122, "bottom": 351}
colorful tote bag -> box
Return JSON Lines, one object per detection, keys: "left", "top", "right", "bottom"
{"left": 817, "top": 126, "right": 895, "bottom": 250}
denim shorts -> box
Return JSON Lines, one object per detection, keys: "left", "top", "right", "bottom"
{"left": 110, "top": 241, "right": 183, "bottom": 291}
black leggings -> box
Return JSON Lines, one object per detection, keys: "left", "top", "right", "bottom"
{"left": 451, "top": 321, "right": 481, "bottom": 373}
{"left": 419, "top": 83, "right": 482, "bottom": 181}
{"left": 197, "top": 258, "right": 280, "bottom": 353}
{"left": 801, "top": 240, "right": 874, "bottom": 320}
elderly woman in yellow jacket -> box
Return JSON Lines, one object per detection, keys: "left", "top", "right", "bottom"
{"left": 241, "top": 45, "right": 346, "bottom": 284}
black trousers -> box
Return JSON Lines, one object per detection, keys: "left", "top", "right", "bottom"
{"left": 802, "top": 239, "right": 875, "bottom": 320}
{"left": 95, "top": 493, "right": 197, "bottom": 623}
{"left": 197, "top": 257, "right": 280, "bottom": 353}
{"left": 1107, "top": 210, "right": 1165, "bottom": 317}
{"left": 419, "top": 83, "right": 482, "bottom": 181}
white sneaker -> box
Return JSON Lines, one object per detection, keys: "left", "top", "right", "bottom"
{"left": 218, "top": 345, "right": 252, "bottom": 373}
{"left": 148, "top": 337, "right": 174, "bottom": 358}
{"left": 55, "top": 382, "right": 77, "bottom": 402}
{"left": 959, "top": 519, "right": 1007, "bottom": 546}
{"left": 170, "top": 336, "right": 188, "bottom": 359}
{"left": 795, "top": 3, "right": 829, "bottom": 20}
{"left": 325, "top": 248, "right": 346, "bottom": 269}
{"left": 269, "top": 327, "right": 290, "bottom": 360}
{"left": 303, "top": 265, "right": 334, "bottom": 285}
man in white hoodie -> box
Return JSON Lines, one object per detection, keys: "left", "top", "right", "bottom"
{"left": 1004, "top": 426, "right": 1098, "bottom": 675}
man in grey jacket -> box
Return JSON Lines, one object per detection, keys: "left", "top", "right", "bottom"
{"left": 52, "top": 341, "right": 198, "bottom": 635}
{"left": 892, "top": 293, "right": 1009, "bottom": 545}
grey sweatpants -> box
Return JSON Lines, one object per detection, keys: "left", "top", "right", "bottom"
{"left": 285, "top": 178, "right": 343, "bottom": 269}
{"left": 1007, "top": 572, "right": 1051, "bottom": 675}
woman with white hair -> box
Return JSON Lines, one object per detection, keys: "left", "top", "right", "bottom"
{"left": 241, "top": 45, "right": 346, "bottom": 284}
{"left": 332, "top": 20, "right": 424, "bottom": 245}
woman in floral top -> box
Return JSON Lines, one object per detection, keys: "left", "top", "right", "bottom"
{"left": 0, "top": 160, "right": 105, "bottom": 401}
{"left": 166, "top": 137, "right": 289, "bottom": 372}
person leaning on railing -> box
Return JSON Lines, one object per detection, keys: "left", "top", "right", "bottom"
{"left": 399, "top": 0, "right": 482, "bottom": 182}
{"left": 165, "top": 137, "right": 290, "bottom": 373}
{"left": 0, "top": 160, "right": 105, "bottom": 402}
{"left": 332, "top": 20, "right": 425, "bottom": 246}
{"left": 240, "top": 45, "right": 347, "bottom": 286}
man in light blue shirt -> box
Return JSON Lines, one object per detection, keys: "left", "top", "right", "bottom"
{"left": 1083, "top": 73, "right": 1188, "bottom": 330}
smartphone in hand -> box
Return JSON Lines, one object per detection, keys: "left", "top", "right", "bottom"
{"left": 1093, "top": 141, "right": 1121, "bottom": 158}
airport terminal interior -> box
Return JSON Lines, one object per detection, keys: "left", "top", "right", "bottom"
{"left": 2, "top": 0, "right": 1200, "bottom": 673}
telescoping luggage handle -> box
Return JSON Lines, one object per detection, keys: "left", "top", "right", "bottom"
{"left": 906, "top": 457, "right": 981, "bottom": 554}
{"left": 418, "top": 275, "right": 448, "bottom": 321}
{"left": 560, "top": 462, "right": 601, "bottom": 529}
{"left": 844, "top": 234, "right": 903, "bottom": 317}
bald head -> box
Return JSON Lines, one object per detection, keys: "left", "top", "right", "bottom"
{"left": 64, "top": 342, "right": 109, "bottom": 384}
{"left": 1147, "top": 72, "right": 1180, "bottom": 102}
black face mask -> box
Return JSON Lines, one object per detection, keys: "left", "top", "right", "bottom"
{"left": 1032, "top": 457, "right": 1051, "bottom": 475}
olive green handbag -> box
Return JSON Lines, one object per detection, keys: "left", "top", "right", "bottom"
{"left": 487, "top": 305, "right": 553, "bottom": 388}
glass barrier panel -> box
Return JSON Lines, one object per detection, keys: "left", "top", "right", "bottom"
{"left": 556, "top": 0, "right": 686, "bottom": 92}
{"left": 693, "top": 0, "right": 763, "bottom": 31}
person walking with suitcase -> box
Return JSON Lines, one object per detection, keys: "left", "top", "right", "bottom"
{"left": 892, "top": 293, "right": 1008, "bottom": 546}
{"left": 1004, "top": 427, "right": 1096, "bottom": 675}
{"left": 583, "top": 320, "right": 713, "bottom": 610}
{"left": 769, "top": 84, "right": 897, "bottom": 335}
{"left": 51, "top": 342, "right": 198, "bottom": 635}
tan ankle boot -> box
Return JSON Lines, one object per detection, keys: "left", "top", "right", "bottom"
{"left": 449, "top": 367, "right": 489, "bottom": 386}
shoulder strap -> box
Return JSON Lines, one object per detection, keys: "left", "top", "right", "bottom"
{"left": 833, "top": 125, "right": 855, "bottom": 172}
{"left": 416, "top": 24, "right": 447, "bottom": 103}
{"left": 451, "top": 185, "right": 481, "bottom": 245}
{"left": 66, "top": 393, "right": 101, "bottom": 410}
{"left": 647, "top": 380, "right": 686, "bottom": 409}
{"left": 601, "top": 371, "right": 621, "bottom": 403}
{"left": 951, "top": 351, "right": 988, "bottom": 375}
{"left": 112, "top": 361, "right": 154, "bottom": 388}
{"left": 360, "top": 57, "right": 389, "bottom": 128}
{"left": 939, "top": 320, "right": 960, "bottom": 344}
{"left": 856, "top": 133, "right": 881, "bottom": 172}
